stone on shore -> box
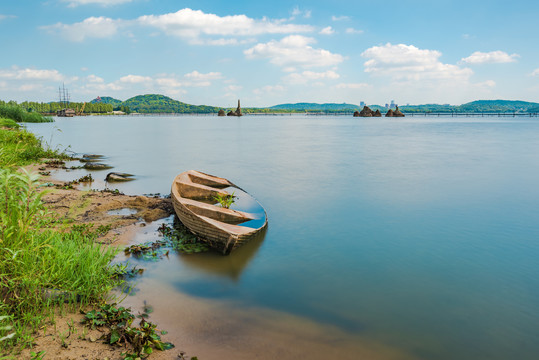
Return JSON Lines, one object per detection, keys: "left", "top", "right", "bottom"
{"left": 106, "top": 172, "right": 135, "bottom": 182}
{"left": 84, "top": 163, "right": 113, "bottom": 170}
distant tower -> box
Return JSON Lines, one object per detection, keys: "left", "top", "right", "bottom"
{"left": 390, "top": 100, "right": 396, "bottom": 109}
{"left": 360, "top": 101, "right": 365, "bottom": 107}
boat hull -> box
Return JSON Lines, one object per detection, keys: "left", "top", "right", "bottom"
{"left": 171, "top": 170, "right": 267, "bottom": 255}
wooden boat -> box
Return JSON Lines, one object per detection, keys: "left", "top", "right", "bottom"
{"left": 171, "top": 170, "right": 267, "bottom": 255}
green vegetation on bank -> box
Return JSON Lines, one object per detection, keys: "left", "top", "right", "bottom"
{"left": 0, "top": 126, "right": 70, "bottom": 168}
{"left": 3, "top": 96, "right": 539, "bottom": 115}
{"left": 0, "top": 127, "right": 119, "bottom": 353}
{"left": 0, "top": 103, "right": 53, "bottom": 123}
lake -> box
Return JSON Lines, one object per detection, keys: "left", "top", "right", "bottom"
{"left": 25, "top": 115, "right": 539, "bottom": 360}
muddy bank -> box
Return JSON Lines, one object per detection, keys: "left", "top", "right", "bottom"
{"left": 16, "top": 161, "right": 185, "bottom": 360}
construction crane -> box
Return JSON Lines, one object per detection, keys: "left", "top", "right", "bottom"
{"left": 77, "top": 102, "right": 86, "bottom": 116}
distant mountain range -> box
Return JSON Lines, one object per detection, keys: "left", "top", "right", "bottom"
{"left": 89, "top": 95, "right": 539, "bottom": 114}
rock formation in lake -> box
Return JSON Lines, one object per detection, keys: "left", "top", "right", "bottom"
{"left": 393, "top": 106, "right": 405, "bottom": 117}
{"left": 353, "top": 110, "right": 360, "bottom": 117}
{"left": 373, "top": 109, "right": 382, "bottom": 117}
{"left": 227, "top": 99, "right": 243, "bottom": 116}
{"left": 358, "top": 106, "right": 374, "bottom": 117}
{"left": 218, "top": 109, "right": 226, "bottom": 116}
{"left": 385, "top": 109, "right": 394, "bottom": 117}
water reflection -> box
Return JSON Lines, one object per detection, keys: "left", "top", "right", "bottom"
{"left": 178, "top": 225, "right": 267, "bottom": 281}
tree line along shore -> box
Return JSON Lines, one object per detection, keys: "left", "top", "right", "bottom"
{"left": 2, "top": 96, "right": 539, "bottom": 116}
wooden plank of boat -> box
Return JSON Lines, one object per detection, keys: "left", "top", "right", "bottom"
{"left": 171, "top": 170, "right": 268, "bottom": 255}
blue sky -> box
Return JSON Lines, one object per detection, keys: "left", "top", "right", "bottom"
{"left": 0, "top": 0, "right": 538, "bottom": 107}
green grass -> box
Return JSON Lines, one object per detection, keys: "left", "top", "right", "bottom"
{"left": 0, "top": 127, "right": 120, "bottom": 353}
{"left": 0, "top": 169, "right": 120, "bottom": 352}
{"left": 0, "top": 118, "right": 20, "bottom": 129}
{"left": 0, "top": 127, "right": 69, "bottom": 168}
{"left": 0, "top": 104, "right": 52, "bottom": 123}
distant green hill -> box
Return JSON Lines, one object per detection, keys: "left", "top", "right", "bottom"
{"left": 119, "top": 94, "right": 220, "bottom": 113}
{"left": 457, "top": 100, "right": 539, "bottom": 112}
{"left": 402, "top": 100, "right": 539, "bottom": 113}
{"left": 90, "top": 96, "right": 122, "bottom": 106}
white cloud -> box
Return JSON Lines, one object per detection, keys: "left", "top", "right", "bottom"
{"left": 284, "top": 70, "right": 340, "bottom": 84}
{"left": 361, "top": 43, "right": 472, "bottom": 81}
{"left": 345, "top": 27, "right": 363, "bottom": 34}
{"left": 119, "top": 74, "right": 152, "bottom": 83}
{"left": 86, "top": 74, "right": 104, "bottom": 83}
{"left": 184, "top": 71, "right": 223, "bottom": 81}
{"left": 42, "top": 8, "right": 314, "bottom": 45}
{"left": 225, "top": 85, "right": 243, "bottom": 92}
{"left": 61, "top": 0, "right": 133, "bottom": 7}
{"left": 291, "top": 7, "right": 311, "bottom": 19}
{"left": 137, "top": 8, "right": 314, "bottom": 45}
{"left": 531, "top": 68, "right": 539, "bottom": 77}
{"left": 461, "top": 51, "right": 519, "bottom": 64}
{"left": 244, "top": 35, "right": 344, "bottom": 69}
{"left": 332, "top": 15, "right": 350, "bottom": 21}
{"left": 0, "top": 67, "right": 64, "bottom": 81}
{"left": 474, "top": 80, "right": 496, "bottom": 88}
{"left": 0, "top": 14, "right": 16, "bottom": 21}
{"left": 334, "top": 83, "right": 368, "bottom": 89}
{"left": 253, "top": 85, "right": 285, "bottom": 95}
{"left": 319, "top": 26, "right": 335, "bottom": 35}
{"left": 42, "top": 16, "right": 121, "bottom": 42}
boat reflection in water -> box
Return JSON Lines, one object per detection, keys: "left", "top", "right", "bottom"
{"left": 178, "top": 220, "right": 267, "bottom": 281}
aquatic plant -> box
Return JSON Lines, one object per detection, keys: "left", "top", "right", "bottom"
{"left": 158, "top": 222, "right": 209, "bottom": 254}
{"left": 213, "top": 191, "right": 236, "bottom": 209}
{"left": 82, "top": 303, "right": 174, "bottom": 359}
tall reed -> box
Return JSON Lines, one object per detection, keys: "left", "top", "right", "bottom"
{"left": 0, "top": 169, "right": 119, "bottom": 351}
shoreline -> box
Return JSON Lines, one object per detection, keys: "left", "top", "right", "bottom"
{"left": 18, "top": 160, "right": 420, "bottom": 360}
{"left": 16, "top": 160, "right": 185, "bottom": 359}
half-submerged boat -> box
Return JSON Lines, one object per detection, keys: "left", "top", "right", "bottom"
{"left": 171, "top": 170, "right": 267, "bottom": 255}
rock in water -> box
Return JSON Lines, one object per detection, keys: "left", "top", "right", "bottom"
{"left": 386, "top": 109, "right": 394, "bottom": 117}
{"left": 393, "top": 106, "right": 405, "bottom": 117}
{"left": 373, "top": 109, "right": 382, "bottom": 117}
{"left": 106, "top": 172, "right": 135, "bottom": 182}
{"left": 353, "top": 110, "right": 360, "bottom": 117}
{"left": 359, "top": 106, "right": 374, "bottom": 117}
{"left": 84, "top": 163, "right": 113, "bottom": 170}
{"left": 218, "top": 109, "right": 226, "bottom": 116}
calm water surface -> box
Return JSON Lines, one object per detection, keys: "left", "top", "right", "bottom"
{"left": 26, "top": 115, "right": 539, "bottom": 359}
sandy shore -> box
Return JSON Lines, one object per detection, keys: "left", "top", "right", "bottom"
{"left": 16, "top": 161, "right": 187, "bottom": 360}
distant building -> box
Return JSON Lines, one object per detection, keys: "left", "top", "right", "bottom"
{"left": 390, "top": 100, "right": 396, "bottom": 109}
{"left": 385, "top": 103, "right": 389, "bottom": 109}
{"left": 360, "top": 101, "right": 365, "bottom": 107}
{"left": 57, "top": 108, "right": 75, "bottom": 117}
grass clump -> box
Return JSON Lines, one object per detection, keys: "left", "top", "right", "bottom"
{"left": 0, "top": 104, "right": 53, "bottom": 123}
{"left": 0, "top": 127, "right": 69, "bottom": 168}
{"left": 0, "top": 118, "right": 20, "bottom": 129}
{"left": 0, "top": 169, "right": 120, "bottom": 352}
